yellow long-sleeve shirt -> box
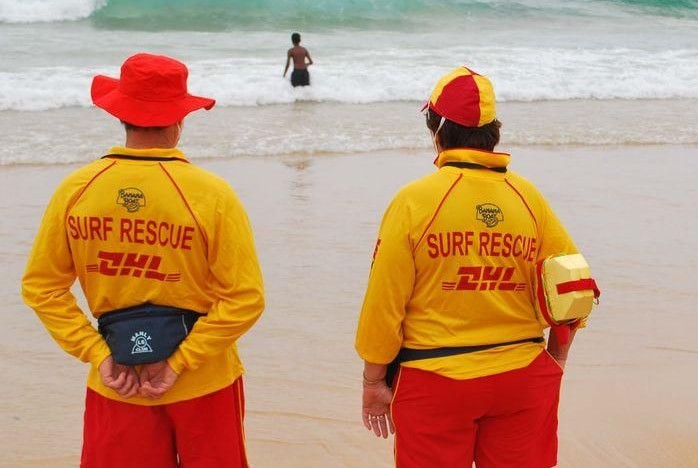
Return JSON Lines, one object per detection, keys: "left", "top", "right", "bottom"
{"left": 22, "top": 146, "right": 265, "bottom": 405}
{"left": 356, "top": 148, "right": 577, "bottom": 379}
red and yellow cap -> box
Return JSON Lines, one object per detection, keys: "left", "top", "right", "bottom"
{"left": 422, "top": 67, "right": 496, "bottom": 128}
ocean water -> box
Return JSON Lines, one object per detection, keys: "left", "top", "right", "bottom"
{"left": 1, "top": 0, "right": 698, "bottom": 164}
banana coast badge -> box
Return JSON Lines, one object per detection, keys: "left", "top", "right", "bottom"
{"left": 131, "top": 331, "right": 154, "bottom": 355}
{"left": 476, "top": 203, "right": 504, "bottom": 228}
{"left": 117, "top": 188, "right": 146, "bottom": 212}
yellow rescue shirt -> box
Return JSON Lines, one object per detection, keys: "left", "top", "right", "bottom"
{"left": 356, "top": 148, "right": 577, "bottom": 379}
{"left": 22, "top": 147, "right": 265, "bottom": 405}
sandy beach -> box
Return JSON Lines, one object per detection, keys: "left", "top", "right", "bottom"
{"left": 1, "top": 136, "right": 697, "bottom": 467}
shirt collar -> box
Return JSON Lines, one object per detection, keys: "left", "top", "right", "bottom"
{"left": 435, "top": 148, "right": 510, "bottom": 169}
{"left": 105, "top": 146, "right": 189, "bottom": 162}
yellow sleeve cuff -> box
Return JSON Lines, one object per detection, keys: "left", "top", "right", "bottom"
{"left": 89, "top": 341, "right": 114, "bottom": 368}
{"left": 167, "top": 352, "right": 186, "bottom": 374}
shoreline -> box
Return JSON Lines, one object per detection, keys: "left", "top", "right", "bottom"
{"left": 2, "top": 98, "right": 698, "bottom": 166}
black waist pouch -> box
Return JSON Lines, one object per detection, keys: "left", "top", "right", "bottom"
{"left": 98, "top": 303, "right": 202, "bottom": 366}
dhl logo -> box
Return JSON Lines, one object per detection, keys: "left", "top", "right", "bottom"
{"left": 86, "top": 251, "right": 180, "bottom": 282}
{"left": 442, "top": 266, "right": 526, "bottom": 291}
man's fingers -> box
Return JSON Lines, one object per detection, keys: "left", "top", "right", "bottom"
{"left": 371, "top": 417, "right": 380, "bottom": 437}
{"left": 103, "top": 368, "right": 142, "bottom": 398}
{"left": 367, "top": 415, "right": 390, "bottom": 438}
{"left": 379, "top": 417, "right": 388, "bottom": 438}
{"left": 120, "top": 371, "right": 140, "bottom": 398}
{"left": 104, "top": 370, "right": 126, "bottom": 389}
{"left": 139, "top": 382, "right": 165, "bottom": 400}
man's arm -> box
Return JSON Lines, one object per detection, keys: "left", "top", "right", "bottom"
{"left": 283, "top": 50, "right": 291, "bottom": 77}
{"left": 305, "top": 49, "right": 313, "bottom": 66}
{"left": 22, "top": 182, "right": 112, "bottom": 368}
{"left": 167, "top": 185, "right": 265, "bottom": 375}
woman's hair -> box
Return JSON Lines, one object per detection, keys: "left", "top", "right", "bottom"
{"left": 425, "top": 109, "right": 502, "bottom": 151}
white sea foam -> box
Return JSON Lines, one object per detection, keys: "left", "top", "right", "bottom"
{"left": 2, "top": 0, "right": 697, "bottom": 110}
{"left": 1, "top": 44, "right": 697, "bottom": 112}
{"left": 0, "top": 0, "right": 105, "bottom": 23}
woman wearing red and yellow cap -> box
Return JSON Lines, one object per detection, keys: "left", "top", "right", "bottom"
{"left": 356, "top": 67, "right": 585, "bottom": 467}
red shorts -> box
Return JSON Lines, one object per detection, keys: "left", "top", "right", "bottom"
{"left": 391, "top": 351, "right": 563, "bottom": 468}
{"left": 81, "top": 378, "right": 248, "bottom": 468}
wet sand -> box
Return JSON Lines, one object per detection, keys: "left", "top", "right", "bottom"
{"left": 1, "top": 144, "right": 697, "bottom": 467}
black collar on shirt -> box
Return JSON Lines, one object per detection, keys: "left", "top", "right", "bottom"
{"left": 443, "top": 161, "right": 507, "bottom": 173}
{"left": 102, "top": 154, "right": 189, "bottom": 163}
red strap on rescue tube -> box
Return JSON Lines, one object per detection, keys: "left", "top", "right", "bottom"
{"left": 556, "top": 278, "right": 601, "bottom": 298}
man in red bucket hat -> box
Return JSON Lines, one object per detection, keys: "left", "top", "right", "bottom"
{"left": 22, "top": 53, "right": 265, "bottom": 468}
{"left": 356, "top": 66, "right": 592, "bottom": 467}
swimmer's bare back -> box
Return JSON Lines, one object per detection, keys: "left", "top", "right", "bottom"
{"left": 288, "top": 46, "right": 312, "bottom": 70}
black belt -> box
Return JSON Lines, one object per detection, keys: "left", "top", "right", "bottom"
{"left": 385, "top": 336, "right": 544, "bottom": 386}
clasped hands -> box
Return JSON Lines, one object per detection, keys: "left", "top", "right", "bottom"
{"left": 98, "top": 355, "right": 178, "bottom": 400}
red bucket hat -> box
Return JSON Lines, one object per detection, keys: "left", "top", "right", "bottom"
{"left": 422, "top": 67, "right": 496, "bottom": 128}
{"left": 91, "top": 53, "right": 215, "bottom": 127}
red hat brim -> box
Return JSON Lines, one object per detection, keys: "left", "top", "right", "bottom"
{"left": 91, "top": 74, "right": 215, "bottom": 127}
